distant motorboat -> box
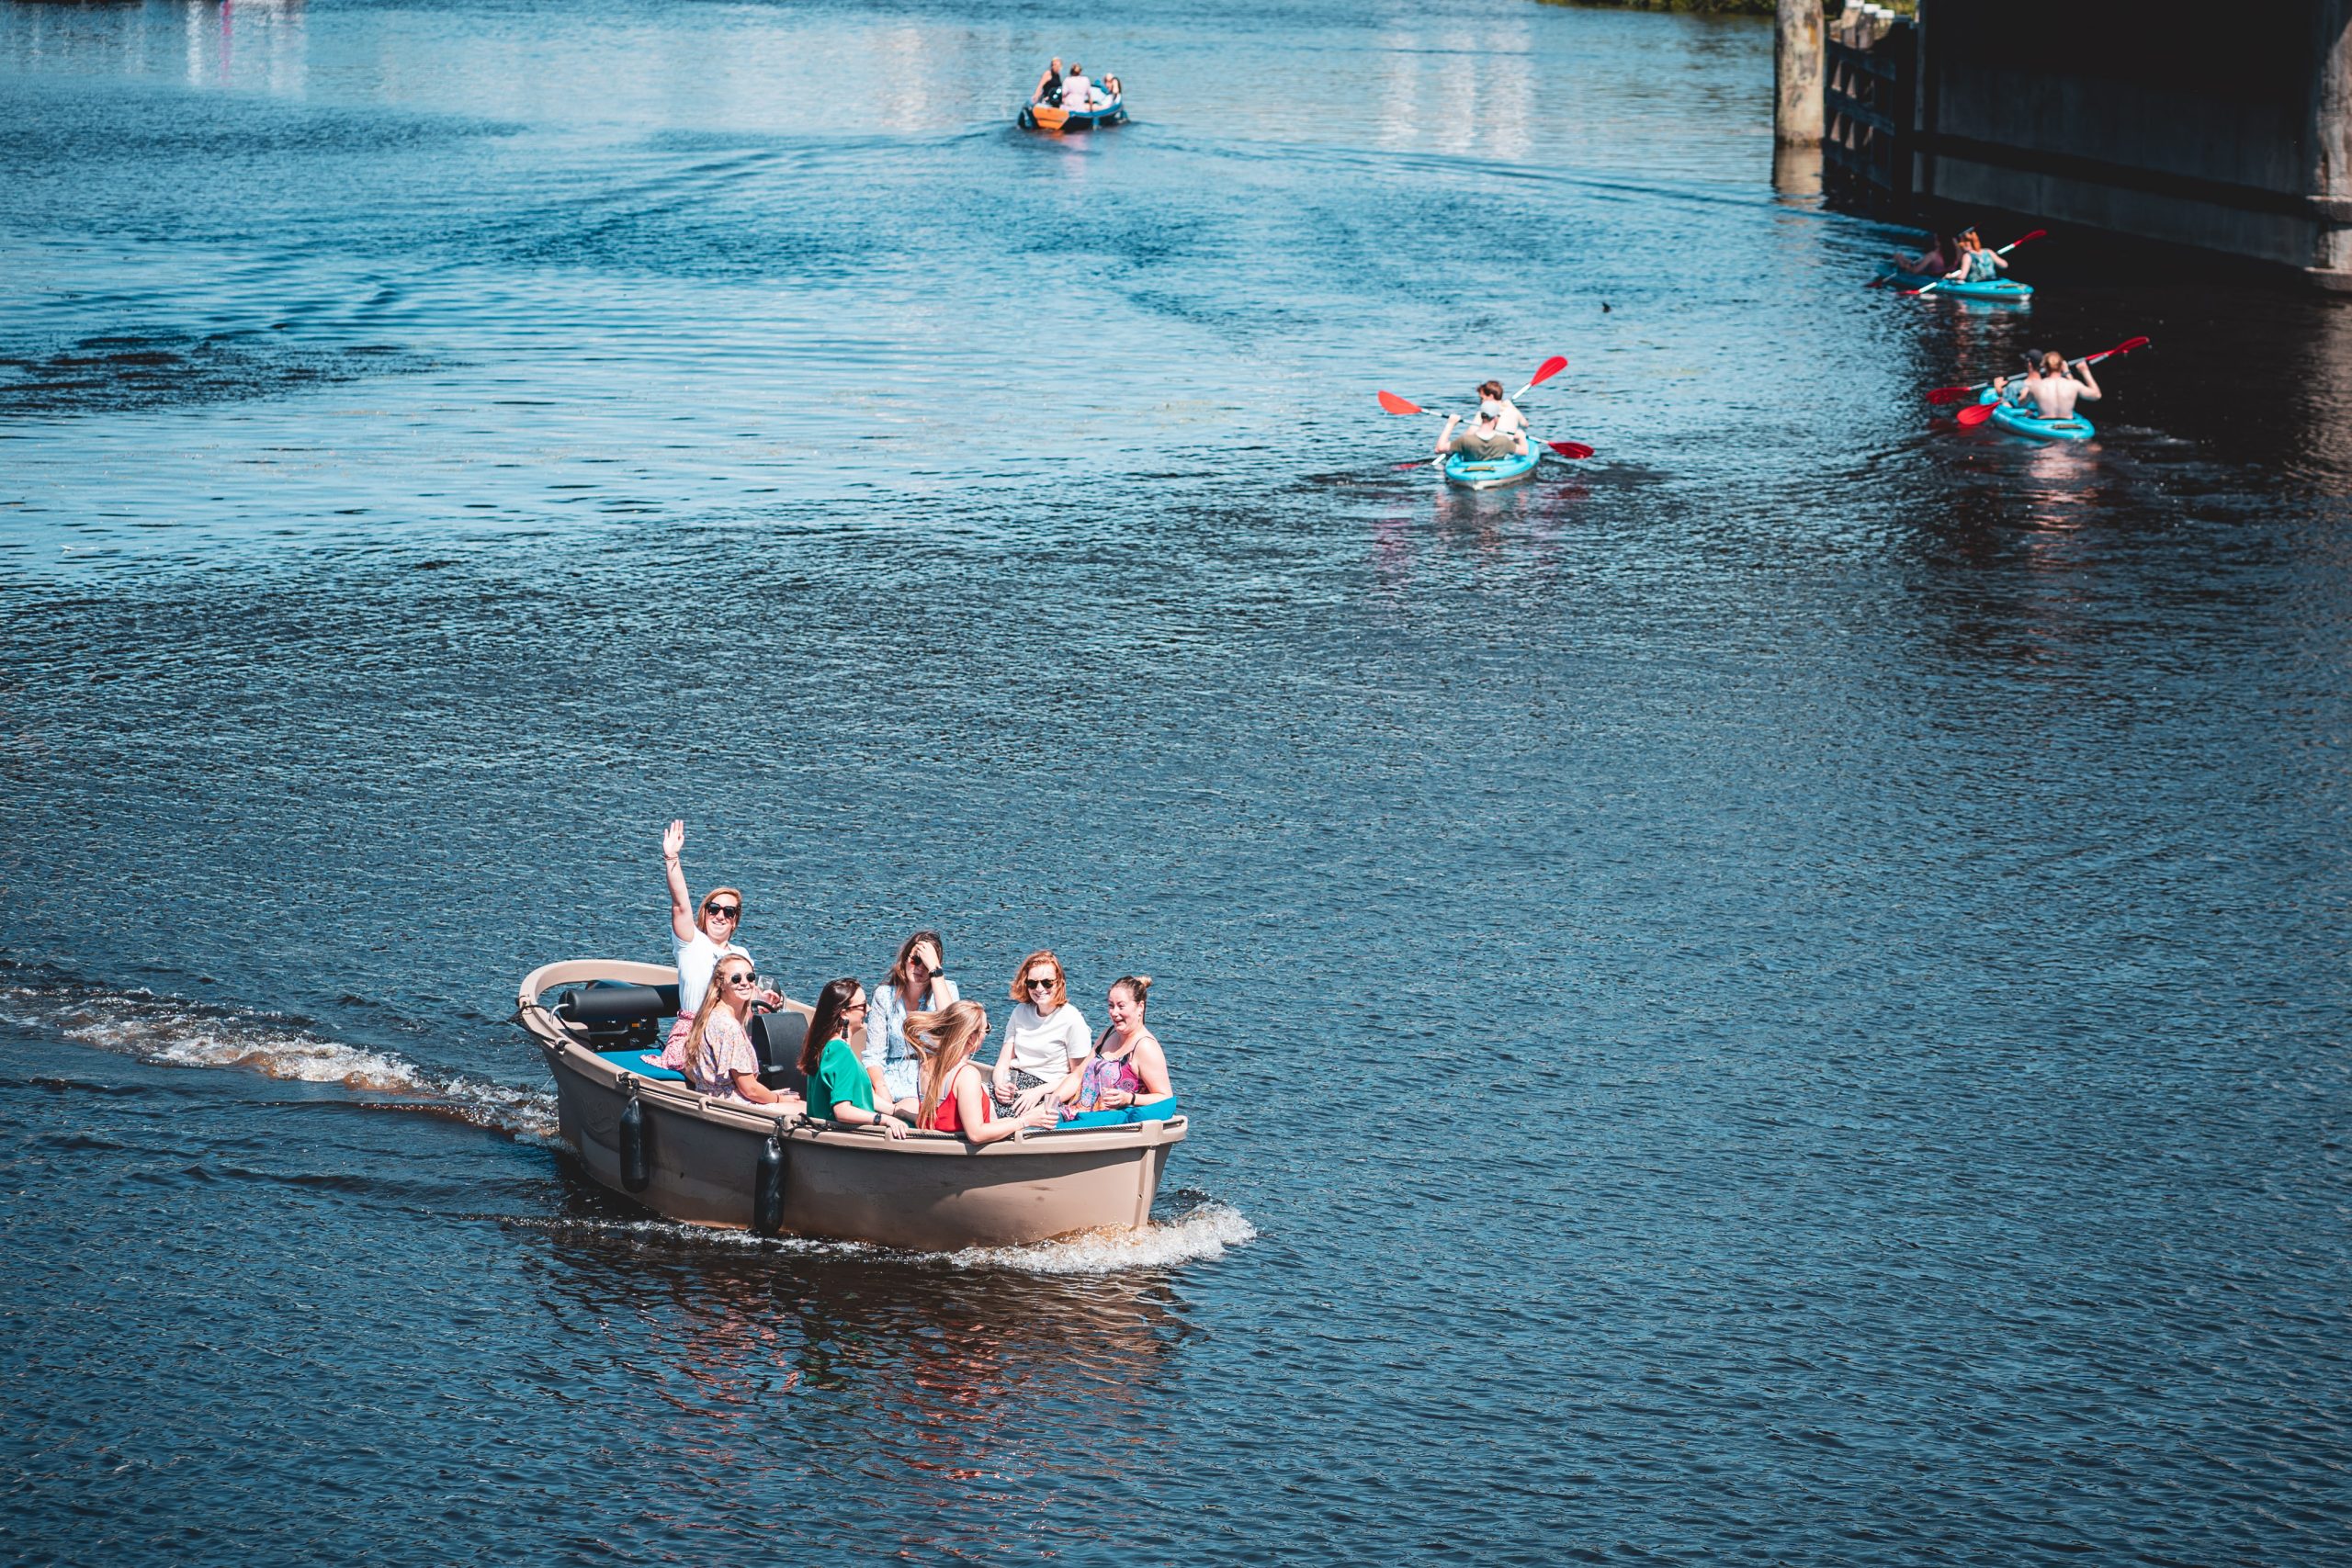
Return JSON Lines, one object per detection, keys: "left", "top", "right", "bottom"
{"left": 1021, "top": 94, "right": 1126, "bottom": 131}
{"left": 517, "top": 958, "right": 1187, "bottom": 1250}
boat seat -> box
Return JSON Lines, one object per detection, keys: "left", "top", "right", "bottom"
{"left": 597, "top": 1047, "right": 686, "bottom": 1083}
{"left": 752, "top": 1010, "right": 808, "bottom": 1095}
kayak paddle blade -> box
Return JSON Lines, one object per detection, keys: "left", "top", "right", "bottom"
{"left": 1528, "top": 355, "right": 1567, "bottom": 389}
{"left": 1544, "top": 440, "right": 1594, "bottom": 459}
{"left": 1925, "top": 386, "right": 1974, "bottom": 406}
{"left": 1376, "top": 389, "right": 1424, "bottom": 416}
{"left": 1955, "top": 402, "right": 1998, "bottom": 427}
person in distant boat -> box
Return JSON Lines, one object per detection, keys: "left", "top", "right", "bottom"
{"left": 681, "top": 957, "right": 803, "bottom": 1108}
{"left": 864, "top": 929, "right": 959, "bottom": 1118}
{"left": 992, "top": 951, "right": 1092, "bottom": 1113}
{"left": 1033, "top": 56, "right": 1064, "bottom": 107}
{"left": 1944, "top": 228, "right": 2007, "bottom": 284}
{"left": 1060, "top": 63, "right": 1096, "bottom": 112}
{"left": 1995, "top": 350, "right": 2100, "bottom": 421}
{"left": 800, "top": 977, "right": 910, "bottom": 1137}
{"left": 1893, "top": 232, "right": 1954, "bottom": 276}
{"left": 659, "top": 819, "right": 782, "bottom": 1071}
{"left": 909, "top": 1000, "right": 1056, "bottom": 1143}
{"left": 1435, "top": 402, "right": 1529, "bottom": 463}
{"left": 1050, "top": 975, "right": 1177, "bottom": 1127}
{"left": 1102, "top": 73, "right": 1122, "bottom": 102}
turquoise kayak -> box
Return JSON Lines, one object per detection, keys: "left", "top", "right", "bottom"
{"left": 1980, "top": 389, "right": 2094, "bottom": 442}
{"left": 1917, "top": 276, "right": 2033, "bottom": 303}
{"left": 1442, "top": 447, "right": 1540, "bottom": 489}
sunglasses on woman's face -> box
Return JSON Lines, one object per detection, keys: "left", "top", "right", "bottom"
{"left": 1026, "top": 977, "right": 1056, "bottom": 992}
{"left": 723, "top": 972, "right": 756, "bottom": 987}
{"left": 706, "top": 904, "right": 741, "bottom": 919}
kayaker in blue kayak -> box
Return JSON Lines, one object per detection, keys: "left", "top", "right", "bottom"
{"left": 1943, "top": 228, "right": 2009, "bottom": 286}
{"left": 1995, "top": 351, "right": 2101, "bottom": 422}
{"left": 1436, "top": 402, "right": 1528, "bottom": 463}
{"left": 1892, "top": 232, "right": 1955, "bottom": 276}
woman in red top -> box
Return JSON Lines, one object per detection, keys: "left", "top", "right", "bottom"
{"left": 909, "top": 1000, "right": 1055, "bottom": 1144}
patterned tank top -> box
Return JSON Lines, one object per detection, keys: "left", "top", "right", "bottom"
{"left": 1068, "top": 1043, "right": 1144, "bottom": 1117}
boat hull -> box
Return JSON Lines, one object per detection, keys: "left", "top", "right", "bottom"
{"left": 524, "top": 959, "right": 1184, "bottom": 1250}
{"left": 1442, "top": 447, "right": 1540, "bottom": 489}
{"left": 1020, "top": 97, "right": 1126, "bottom": 131}
{"left": 1979, "top": 389, "right": 2094, "bottom": 442}
{"left": 1923, "top": 276, "right": 2033, "bottom": 302}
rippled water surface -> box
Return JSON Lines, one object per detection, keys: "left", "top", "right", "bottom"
{"left": 5, "top": 0, "right": 2350, "bottom": 1562}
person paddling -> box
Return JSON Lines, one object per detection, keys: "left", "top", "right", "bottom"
{"left": 1436, "top": 399, "right": 1529, "bottom": 463}
{"left": 1995, "top": 350, "right": 2101, "bottom": 422}
{"left": 1944, "top": 228, "right": 2008, "bottom": 285}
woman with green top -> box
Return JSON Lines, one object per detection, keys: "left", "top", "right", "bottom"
{"left": 797, "top": 977, "right": 910, "bottom": 1139}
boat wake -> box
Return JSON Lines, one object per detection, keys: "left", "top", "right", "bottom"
{"left": 949, "top": 1201, "right": 1256, "bottom": 1275}
{"left": 0, "top": 969, "right": 559, "bottom": 1140}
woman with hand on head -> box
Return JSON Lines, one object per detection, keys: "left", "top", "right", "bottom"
{"left": 990, "top": 951, "right": 1091, "bottom": 1115}
{"left": 909, "top": 1000, "right": 1055, "bottom": 1144}
{"left": 1052, "top": 975, "right": 1178, "bottom": 1126}
{"left": 799, "top": 977, "right": 910, "bottom": 1139}
{"left": 864, "top": 930, "right": 959, "bottom": 1119}
{"left": 681, "top": 957, "right": 803, "bottom": 1110}
{"left": 658, "top": 819, "right": 782, "bottom": 1071}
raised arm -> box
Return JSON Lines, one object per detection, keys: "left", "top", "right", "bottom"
{"left": 2073, "top": 362, "right": 2102, "bottom": 400}
{"left": 662, "top": 820, "right": 697, "bottom": 943}
{"left": 1434, "top": 413, "right": 1459, "bottom": 457}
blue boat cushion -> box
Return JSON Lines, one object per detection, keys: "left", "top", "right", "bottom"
{"left": 1052, "top": 1098, "right": 1182, "bottom": 1130}
{"left": 598, "top": 1047, "right": 685, "bottom": 1083}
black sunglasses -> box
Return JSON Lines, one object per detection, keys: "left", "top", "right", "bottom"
{"left": 705, "top": 903, "right": 741, "bottom": 919}
{"left": 721, "top": 971, "right": 757, "bottom": 987}
{"left": 1025, "top": 977, "right": 1057, "bottom": 991}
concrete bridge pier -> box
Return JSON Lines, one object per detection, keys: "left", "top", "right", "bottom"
{"left": 1914, "top": 0, "right": 2352, "bottom": 289}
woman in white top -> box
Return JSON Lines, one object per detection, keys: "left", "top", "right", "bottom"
{"left": 658, "top": 819, "right": 781, "bottom": 1070}
{"left": 990, "top": 950, "right": 1091, "bottom": 1113}
{"left": 1061, "top": 65, "right": 1094, "bottom": 111}
{"left": 682, "top": 957, "right": 801, "bottom": 1109}
{"left": 863, "top": 929, "right": 961, "bottom": 1118}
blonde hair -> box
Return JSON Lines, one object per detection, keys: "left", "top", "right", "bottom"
{"left": 909, "top": 999, "right": 991, "bottom": 1129}
{"left": 684, "top": 954, "right": 757, "bottom": 1079}
{"left": 1009, "top": 950, "right": 1067, "bottom": 1009}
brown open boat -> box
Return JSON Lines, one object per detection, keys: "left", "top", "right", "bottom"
{"left": 516, "top": 959, "right": 1187, "bottom": 1251}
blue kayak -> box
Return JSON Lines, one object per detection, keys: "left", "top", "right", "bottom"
{"left": 1442, "top": 447, "right": 1540, "bottom": 489}
{"left": 1917, "top": 276, "right": 2033, "bottom": 303}
{"left": 1980, "top": 389, "right": 2093, "bottom": 442}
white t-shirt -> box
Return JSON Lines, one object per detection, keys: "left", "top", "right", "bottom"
{"left": 1062, "top": 73, "right": 1092, "bottom": 109}
{"left": 674, "top": 929, "right": 751, "bottom": 1021}
{"left": 1001, "top": 1000, "right": 1091, "bottom": 1079}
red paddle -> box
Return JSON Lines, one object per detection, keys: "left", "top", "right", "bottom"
{"left": 1380, "top": 356, "right": 1588, "bottom": 466}
{"left": 1930, "top": 336, "right": 2149, "bottom": 406}
{"left": 1947, "top": 333, "right": 2154, "bottom": 425}
{"left": 1899, "top": 229, "right": 2047, "bottom": 297}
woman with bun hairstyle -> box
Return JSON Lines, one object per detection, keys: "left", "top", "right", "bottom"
{"left": 907, "top": 1000, "right": 1056, "bottom": 1144}
{"left": 1051, "top": 975, "right": 1178, "bottom": 1127}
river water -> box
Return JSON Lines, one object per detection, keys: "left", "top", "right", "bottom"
{"left": 5, "top": 0, "right": 2349, "bottom": 1562}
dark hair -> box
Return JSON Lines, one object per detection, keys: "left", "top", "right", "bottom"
{"left": 888, "top": 930, "right": 945, "bottom": 993}
{"left": 798, "top": 976, "right": 863, "bottom": 1076}
{"left": 1112, "top": 974, "right": 1152, "bottom": 1010}
{"left": 1476, "top": 380, "right": 1504, "bottom": 401}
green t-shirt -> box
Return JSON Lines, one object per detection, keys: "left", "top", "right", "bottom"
{"left": 809, "top": 1036, "right": 876, "bottom": 1120}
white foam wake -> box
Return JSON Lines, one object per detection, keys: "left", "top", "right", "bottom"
{"left": 0, "top": 976, "right": 558, "bottom": 1140}
{"left": 949, "top": 1201, "right": 1257, "bottom": 1275}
